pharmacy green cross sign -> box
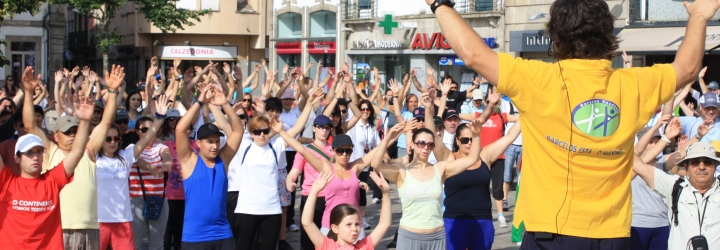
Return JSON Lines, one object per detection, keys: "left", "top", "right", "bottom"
{"left": 378, "top": 14, "right": 398, "bottom": 35}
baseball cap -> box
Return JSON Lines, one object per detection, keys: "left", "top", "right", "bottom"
{"left": 637, "top": 127, "right": 661, "bottom": 139}
{"left": 472, "top": 89, "right": 484, "bottom": 101}
{"left": 442, "top": 109, "right": 459, "bottom": 120}
{"left": 137, "top": 84, "right": 146, "bottom": 91}
{"left": 700, "top": 92, "right": 720, "bottom": 108}
{"left": 677, "top": 142, "right": 720, "bottom": 166}
{"left": 15, "top": 134, "right": 45, "bottom": 154}
{"left": 433, "top": 116, "right": 443, "bottom": 127}
{"left": 55, "top": 116, "right": 79, "bottom": 133}
{"left": 413, "top": 107, "right": 426, "bottom": 119}
{"left": 115, "top": 109, "right": 130, "bottom": 122}
{"left": 332, "top": 134, "right": 353, "bottom": 149}
{"left": 710, "top": 81, "right": 720, "bottom": 90}
{"left": 94, "top": 100, "right": 104, "bottom": 109}
{"left": 313, "top": 115, "right": 332, "bottom": 126}
{"left": 280, "top": 89, "right": 295, "bottom": 100}
{"left": 196, "top": 123, "right": 224, "bottom": 140}
{"left": 167, "top": 109, "right": 181, "bottom": 118}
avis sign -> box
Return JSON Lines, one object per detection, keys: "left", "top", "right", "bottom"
{"left": 411, "top": 33, "right": 450, "bottom": 50}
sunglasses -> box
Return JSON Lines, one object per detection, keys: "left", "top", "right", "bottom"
{"left": 689, "top": 159, "right": 717, "bottom": 166}
{"left": 360, "top": 107, "right": 371, "bottom": 112}
{"left": 93, "top": 110, "right": 103, "bottom": 115}
{"left": 334, "top": 148, "right": 353, "bottom": 156}
{"left": 242, "top": 99, "right": 252, "bottom": 103}
{"left": 252, "top": 128, "right": 270, "bottom": 135}
{"left": 138, "top": 127, "right": 149, "bottom": 133}
{"left": 339, "top": 110, "right": 348, "bottom": 114}
{"left": 414, "top": 140, "right": 435, "bottom": 150}
{"left": 105, "top": 136, "right": 121, "bottom": 143}
{"left": 62, "top": 128, "right": 78, "bottom": 136}
{"left": 238, "top": 114, "right": 247, "bottom": 120}
{"left": 314, "top": 125, "right": 332, "bottom": 131}
{"left": 115, "top": 120, "right": 129, "bottom": 125}
{"left": 458, "top": 137, "right": 472, "bottom": 145}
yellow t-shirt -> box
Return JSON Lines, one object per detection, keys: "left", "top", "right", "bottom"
{"left": 497, "top": 53, "right": 676, "bottom": 238}
{"left": 47, "top": 143, "right": 99, "bottom": 229}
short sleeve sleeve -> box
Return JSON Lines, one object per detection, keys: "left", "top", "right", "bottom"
{"left": 634, "top": 64, "right": 677, "bottom": 121}
{"left": 156, "top": 143, "right": 169, "bottom": 152}
{"left": 678, "top": 116, "right": 698, "bottom": 136}
{"left": 652, "top": 167, "right": 680, "bottom": 199}
{"left": 120, "top": 146, "right": 137, "bottom": 170}
{"left": 496, "top": 53, "right": 551, "bottom": 113}
{"left": 273, "top": 137, "right": 289, "bottom": 153}
{"left": 292, "top": 152, "right": 306, "bottom": 171}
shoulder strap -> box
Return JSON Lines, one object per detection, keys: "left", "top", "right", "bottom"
{"left": 307, "top": 144, "right": 331, "bottom": 161}
{"left": 242, "top": 143, "right": 278, "bottom": 165}
{"left": 241, "top": 145, "right": 252, "bottom": 165}
{"left": 499, "top": 113, "right": 507, "bottom": 136}
{"left": 671, "top": 178, "right": 686, "bottom": 227}
{"left": 510, "top": 101, "right": 517, "bottom": 115}
{"left": 136, "top": 166, "right": 147, "bottom": 201}
{"left": 269, "top": 143, "right": 277, "bottom": 165}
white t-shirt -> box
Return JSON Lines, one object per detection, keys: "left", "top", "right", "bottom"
{"left": 347, "top": 121, "right": 380, "bottom": 165}
{"left": 96, "top": 145, "right": 137, "bottom": 222}
{"left": 442, "top": 130, "right": 455, "bottom": 151}
{"left": 232, "top": 137, "right": 288, "bottom": 215}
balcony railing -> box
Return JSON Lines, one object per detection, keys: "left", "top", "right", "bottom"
{"left": 455, "top": 0, "right": 497, "bottom": 13}
{"left": 343, "top": 1, "right": 376, "bottom": 20}
{"left": 343, "top": 0, "right": 496, "bottom": 20}
{"left": 68, "top": 31, "right": 95, "bottom": 47}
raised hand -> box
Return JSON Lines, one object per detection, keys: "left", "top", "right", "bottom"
{"left": 54, "top": 70, "right": 64, "bottom": 84}
{"left": 73, "top": 94, "right": 95, "bottom": 121}
{"left": 410, "top": 68, "right": 417, "bottom": 78}
{"left": 310, "top": 88, "right": 324, "bottom": 105}
{"left": 699, "top": 119, "right": 715, "bottom": 137}
{"left": 261, "top": 58, "right": 267, "bottom": 67}
{"left": 700, "top": 66, "right": 708, "bottom": 77}
{"left": 82, "top": 66, "right": 90, "bottom": 77}
{"left": 154, "top": 94, "right": 170, "bottom": 115}
{"left": 233, "top": 65, "right": 242, "bottom": 81}
{"left": 386, "top": 122, "right": 405, "bottom": 140}
{"left": 71, "top": 66, "right": 80, "bottom": 77}
{"left": 427, "top": 67, "right": 435, "bottom": 76}
{"left": 311, "top": 171, "right": 333, "bottom": 193}
{"left": 21, "top": 66, "right": 40, "bottom": 91}
{"left": 388, "top": 78, "right": 400, "bottom": 94}
{"left": 151, "top": 56, "right": 158, "bottom": 66}
{"left": 468, "top": 119, "right": 484, "bottom": 134}
{"left": 282, "top": 64, "right": 289, "bottom": 77}
{"left": 209, "top": 85, "right": 228, "bottom": 106}
{"left": 404, "top": 120, "right": 423, "bottom": 133}
{"left": 223, "top": 62, "right": 231, "bottom": 74}
{"left": 441, "top": 78, "right": 452, "bottom": 93}
{"left": 104, "top": 65, "right": 125, "bottom": 90}
{"left": 270, "top": 116, "right": 284, "bottom": 133}
{"left": 147, "top": 66, "right": 158, "bottom": 79}
{"left": 622, "top": 50, "right": 629, "bottom": 64}
{"left": 368, "top": 171, "right": 390, "bottom": 193}
{"left": 678, "top": 135, "right": 689, "bottom": 148}
{"left": 197, "top": 85, "right": 212, "bottom": 104}
{"left": 488, "top": 91, "right": 501, "bottom": 105}
{"left": 254, "top": 64, "right": 260, "bottom": 72}
{"left": 420, "top": 91, "right": 432, "bottom": 107}
{"left": 252, "top": 96, "right": 265, "bottom": 113}
{"left": 317, "top": 61, "right": 323, "bottom": 72}
{"left": 173, "top": 58, "right": 182, "bottom": 69}
{"left": 664, "top": 118, "right": 681, "bottom": 138}
{"left": 402, "top": 74, "right": 409, "bottom": 84}
{"left": 87, "top": 71, "right": 98, "bottom": 84}
{"left": 684, "top": 0, "right": 720, "bottom": 23}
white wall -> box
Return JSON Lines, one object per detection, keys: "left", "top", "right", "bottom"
{"left": 0, "top": 4, "right": 49, "bottom": 82}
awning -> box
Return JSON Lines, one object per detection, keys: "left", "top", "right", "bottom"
{"left": 618, "top": 26, "right": 720, "bottom": 53}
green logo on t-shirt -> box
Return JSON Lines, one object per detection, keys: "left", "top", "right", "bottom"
{"left": 571, "top": 99, "right": 620, "bottom": 137}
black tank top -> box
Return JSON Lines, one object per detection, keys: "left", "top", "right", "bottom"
{"left": 443, "top": 160, "right": 492, "bottom": 220}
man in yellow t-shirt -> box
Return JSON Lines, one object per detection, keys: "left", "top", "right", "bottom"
{"left": 426, "top": 0, "right": 720, "bottom": 248}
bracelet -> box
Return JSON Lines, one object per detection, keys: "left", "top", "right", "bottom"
{"left": 660, "top": 135, "right": 671, "bottom": 143}
{"left": 107, "top": 89, "right": 119, "bottom": 94}
{"left": 155, "top": 113, "right": 167, "bottom": 119}
{"left": 696, "top": 133, "right": 704, "bottom": 140}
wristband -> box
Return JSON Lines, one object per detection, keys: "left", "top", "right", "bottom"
{"left": 660, "top": 135, "right": 671, "bottom": 144}
{"left": 696, "top": 133, "right": 704, "bottom": 140}
{"left": 107, "top": 89, "right": 119, "bottom": 94}
{"left": 155, "top": 113, "right": 167, "bottom": 120}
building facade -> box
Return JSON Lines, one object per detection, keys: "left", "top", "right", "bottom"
{"left": 340, "top": 0, "right": 503, "bottom": 97}
{"left": 1, "top": 4, "right": 66, "bottom": 88}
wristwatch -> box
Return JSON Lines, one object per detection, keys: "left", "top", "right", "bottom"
{"left": 431, "top": 0, "right": 456, "bottom": 14}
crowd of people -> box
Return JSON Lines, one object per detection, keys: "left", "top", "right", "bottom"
{"left": 3, "top": 0, "right": 720, "bottom": 250}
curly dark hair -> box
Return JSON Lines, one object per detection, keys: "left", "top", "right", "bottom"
{"left": 547, "top": 0, "right": 619, "bottom": 60}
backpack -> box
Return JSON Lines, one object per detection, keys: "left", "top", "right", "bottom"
{"left": 670, "top": 178, "right": 685, "bottom": 227}
{"left": 241, "top": 143, "right": 277, "bottom": 165}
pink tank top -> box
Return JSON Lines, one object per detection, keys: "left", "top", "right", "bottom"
{"left": 321, "top": 165, "right": 361, "bottom": 228}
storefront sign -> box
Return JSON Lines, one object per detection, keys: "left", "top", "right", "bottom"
{"left": 411, "top": 32, "right": 496, "bottom": 50}
{"left": 276, "top": 42, "right": 302, "bottom": 54}
{"left": 308, "top": 41, "right": 336, "bottom": 54}
{"left": 439, "top": 56, "right": 465, "bottom": 66}
{"left": 351, "top": 40, "right": 404, "bottom": 50}
{"left": 158, "top": 45, "right": 237, "bottom": 59}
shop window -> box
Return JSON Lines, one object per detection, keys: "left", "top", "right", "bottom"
{"left": 475, "top": 0, "right": 494, "bottom": 11}
{"left": 10, "top": 42, "right": 38, "bottom": 86}
{"left": 278, "top": 13, "right": 302, "bottom": 39}
{"left": 310, "top": 11, "right": 336, "bottom": 38}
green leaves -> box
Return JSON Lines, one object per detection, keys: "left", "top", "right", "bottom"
{"left": 135, "top": 0, "right": 209, "bottom": 33}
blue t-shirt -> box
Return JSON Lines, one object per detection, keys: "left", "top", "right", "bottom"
{"left": 397, "top": 109, "right": 414, "bottom": 149}
{"left": 679, "top": 116, "right": 720, "bottom": 143}
{"left": 182, "top": 155, "right": 233, "bottom": 242}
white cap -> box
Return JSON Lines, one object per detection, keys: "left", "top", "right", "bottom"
{"left": 15, "top": 134, "right": 45, "bottom": 155}
{"left": 167, "top": 109, "right": 181, "bottom": 118}
{"left": 472, "top": 89, "right": 484, "bottom": 100}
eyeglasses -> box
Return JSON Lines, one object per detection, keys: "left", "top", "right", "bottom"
{"left": 315, "top": 125, "right": 332, "bottom": 131}
{"left": 242, "top": 99, "right": 252, "bottom": 103}
{"left": 115, "top": 120, "right": 129, "bottom": 125}
{"left": 62, "top": 128, "right": 78, "bottom": 136}
{"left": 458, "top": 137, "right": 472, "bottom": 145}
{"left": 93, "top": 110, "right": 103, "bottom": 115}
{"left": 252, "top": 128, "right": 270, "bottom": 135}
{"left": 335, "top": 148, "right": 353, "bottom": 156}
{"left": 105, "top": 136, "right": 121, "bottom": 143}
{"left": 138, "top": 127, "right": 149, "bottom": 133}
{"left": 238, "top": 114, "right": 247, "bottom": 120}
{"left": 414, "top": 140, "right": 435, "bottom": 150}
{"left": 21, "top": 150, "right": 44, "bottom": 158}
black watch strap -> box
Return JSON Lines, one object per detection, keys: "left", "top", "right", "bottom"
{"left": 431, "top": 0, "right": 455, "bottom": 14}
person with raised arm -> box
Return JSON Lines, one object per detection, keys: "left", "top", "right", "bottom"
{"left": 301, "top": 171, "right": 392, "bottom": 250}
{"left": 371, "top": 119, "right": 483, "bottom": 250}
{"left": 0, "top": 66, "right": 94, "bottom": 249}
{"left": 174, "top": 85, "right": 244, "bottom": 249}
{"left": 227, "top": 88, "right": 322, "bottom": 250}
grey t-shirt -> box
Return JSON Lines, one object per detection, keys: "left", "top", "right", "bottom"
{"left": 631, "top": 157, "right": 669, "bottom": 228}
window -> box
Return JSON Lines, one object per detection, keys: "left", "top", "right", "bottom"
{"left": 9, "top": 42, "right": 38, "bottom": 86}
{"left": 176, "top": 0, "right": 196, "bottom": 10}
{"left": 278, "top": 13, "right": 302, "bottom": 38}
{"left": 310, "top": 11, "right": 336, "bottom": 38}
{"left": 201, "top": 0, "right": 219, "bottom": 11}
{"left": 475, "top": 0, "right": 494, "bottom": 11}
{"left": 359, "top": 0, "right": 371, "bottom": 9}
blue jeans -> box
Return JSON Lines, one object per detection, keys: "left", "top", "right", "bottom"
{"left": 630, "top": 226, "right": 669, "bottom": 250}
{"left": 504, "top": 144, "right": 522, "bottom": 182}
{"left": 444, "top": 218, "right": 495, "bottom": 250}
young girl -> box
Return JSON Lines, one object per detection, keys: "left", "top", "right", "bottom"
{"left": 303, "top": 171, "right": 391, "bottom": 249}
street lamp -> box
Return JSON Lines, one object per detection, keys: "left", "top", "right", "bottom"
{"left": 529, "top": 13, "right": 549, "bottom": 20}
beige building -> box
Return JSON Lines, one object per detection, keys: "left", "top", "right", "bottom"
{"left": 99, "top": 0, "right": 270, "bottom": 87}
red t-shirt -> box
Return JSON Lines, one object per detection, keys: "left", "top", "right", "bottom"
{"left": 0, "top": 163, "right": 72, "bottom": 249}
{"left": 317, "top": 236, "right": 373, "bottom": 250}
{"left": 480, "top": 113, "right": 507, "bottom": 159}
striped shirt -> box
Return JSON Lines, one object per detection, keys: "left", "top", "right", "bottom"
{"left": 129, "top": 143, "right": 169, "bottom": 197}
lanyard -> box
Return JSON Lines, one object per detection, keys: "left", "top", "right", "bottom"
{"left": 693, "top": 192, "right": 711, "bottom": 234}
